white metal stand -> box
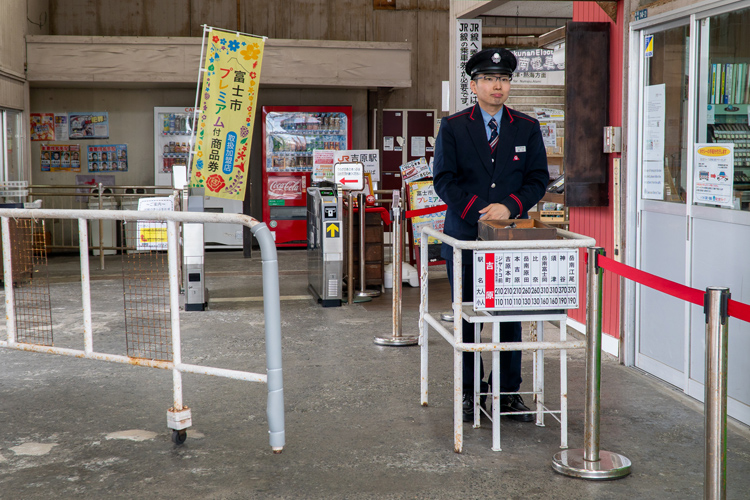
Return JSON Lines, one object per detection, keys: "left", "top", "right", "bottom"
{"left": 418, "top": 226, "right": 595, "bottom": 453}
{"left": 461, "top": 306, "right": 571, "bottom": 451}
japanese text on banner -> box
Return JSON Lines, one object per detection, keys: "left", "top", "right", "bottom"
{"left": 191, "top": 29, "right": 264, "bottom": 200}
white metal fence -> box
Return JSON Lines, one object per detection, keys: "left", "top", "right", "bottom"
{"left": 0, "top": 208, "right": 284, "bottom": 450}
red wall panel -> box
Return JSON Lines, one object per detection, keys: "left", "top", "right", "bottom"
{"left": 569, "top": 2, "right": 624, "bottom": 339}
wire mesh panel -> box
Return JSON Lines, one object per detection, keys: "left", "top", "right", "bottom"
{"left": 122, "top": 220, "right": 172, "bottom": 361}
{"left": 10, "top": 219, "right": 54, "bottom": 346}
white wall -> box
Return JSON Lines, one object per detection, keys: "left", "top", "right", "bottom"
{"left": 30, "top": 87, "right": 194, "bottom": 187}
{"left": 29, "top": 86, "right": 368, "bottom": 219}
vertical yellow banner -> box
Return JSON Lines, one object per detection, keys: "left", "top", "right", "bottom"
{"left": 190, "top": 29, "right": 264, "bottom": 200}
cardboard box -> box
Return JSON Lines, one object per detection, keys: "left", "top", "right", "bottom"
{"left": 478, "top": 219, "right": 557, "bottom": 241}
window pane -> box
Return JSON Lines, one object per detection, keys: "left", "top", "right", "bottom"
{"left": 6, "top": 109, "right": 24, "bottom": 183}
{"left": 642, "top": 26, "right": 690, "bottom": 203}
{"left": 700, "top": 7, "right": 750, "bottom": 211}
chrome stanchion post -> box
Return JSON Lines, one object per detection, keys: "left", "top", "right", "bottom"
{"left": 704, "top": 286, "right": 729, "bottom": 500}
{"left": 375, "top": 190, "right": 417, "bottom": 346}
{"left": 347, "top": 191, "right": 356, "bottom": 305}
{"left": 552, "top": 247, "right": 631, "bottom": 479}
{"left": 355, "top": 193, "right": 380, "bottom": 300}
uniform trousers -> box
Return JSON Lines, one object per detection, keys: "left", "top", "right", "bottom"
{"left": 446, "top": 258, "right": 523, "bottom": 394}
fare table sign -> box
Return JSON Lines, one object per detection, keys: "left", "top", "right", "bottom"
{"left": 473, "top": 250, "right": 579, "bottom": 311}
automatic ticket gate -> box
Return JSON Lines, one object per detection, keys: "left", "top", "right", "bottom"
{"left": 307, "top": 184, "right": 344, "bottom": 307}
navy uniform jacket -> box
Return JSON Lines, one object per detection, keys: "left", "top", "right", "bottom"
{"left": 433, "top": 104, "right": 549, "bottom": 260}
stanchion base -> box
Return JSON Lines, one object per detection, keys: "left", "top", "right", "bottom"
{"left": 356, "top": 289, "right": 381, "bottom": 298}
{"left": 374, "top": 335, "right": 418, "bottom": 346}
{"left": 552, "top": 449, "right": 631, "bottom": 480}
{"left": 440, "top": 312, "right": 454, "bottom": 322}
{"left": 352, "top": 295, "right": 372, "bottom": 303}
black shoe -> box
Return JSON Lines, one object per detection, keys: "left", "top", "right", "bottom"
{"left": 500, "top": 394, "right": 534, "bottom": 422}
{"left": 462, "top": 393, "right": 487, "bottom": 422}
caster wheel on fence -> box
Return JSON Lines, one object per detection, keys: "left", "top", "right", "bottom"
{"left": 172, "top": 429, "right": 187, "bottom": 445}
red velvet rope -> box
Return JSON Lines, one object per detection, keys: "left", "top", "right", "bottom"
{"left": 404, "top": 204, "right": 448, "bottom": 219}
{"left": 595, "top": 254, "right": 750, "bottom": 323}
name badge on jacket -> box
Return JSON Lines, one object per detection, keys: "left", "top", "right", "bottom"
{"left": 515, "top": 146, "right": 526, "bottom": 152}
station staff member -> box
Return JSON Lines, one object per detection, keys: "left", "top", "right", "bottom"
{"left": 433, "top": 48, "right": 549, "bottom": 422}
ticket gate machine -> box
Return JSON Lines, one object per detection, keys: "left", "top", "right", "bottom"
{"left": 307, "top": 184, "right": 343, "bottom": 307}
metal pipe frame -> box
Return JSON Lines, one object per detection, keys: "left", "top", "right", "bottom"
{"left": 25, "top": 185, "right": 183, "bottom": 257}
{"left": 552, "top": 247, "right": 631, "bottom": 479}
{"left": 418, "top": 226, "right": 595, "bottom": 453}
{"left": 704, "top": 286, "right": 730, "bottom": 500}
{"left": 0, "top": 208, "right": 285, "bottom": 453}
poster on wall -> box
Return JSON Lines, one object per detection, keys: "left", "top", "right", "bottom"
{"left": 534, "top": 108, "right": 564, "bottom": 121}
{"left": 190, "top": 28, "right": 265, "bottom": 201}
{"left": 41, "top": 144, "right": 81, "bottom": 172}
{"left": 512, "top": 49, "right": 565, "bottom": 86}
{"left": 55, "top": 114, "right": 69, "bottom": 141}
{"left": 693, "top": 143, "right": 734, "bottom": 207}
{"left": 312, "top": 149, "right": 336, "bottom": 183}
{"left": 539, "top": 122, "right": 557, "bottom": 148}
{"left": 87, "top": 144, "right": 128, "bottom": 172}
{"left": 455, "top": 19, "right": 482, "bottom": 112}
{"left": 642, "top": 84, "right": 666, "bottom": 200}
{"left": 69, "top": 112, "right": 109, "bottom": 139}
{"left": 30, "top": 113, "right": 55, "bottom": 141}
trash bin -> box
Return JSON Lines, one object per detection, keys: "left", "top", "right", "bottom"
{"left": 88, "top": 187, "right": 118, "bottom": 255}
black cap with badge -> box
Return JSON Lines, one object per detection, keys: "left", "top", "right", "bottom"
{"left": 465, "top": 48, "right": 517, "bottom": 77}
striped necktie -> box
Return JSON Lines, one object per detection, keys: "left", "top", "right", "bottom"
{"left": 488, "top": 118, "right": 499, "bottom": 152}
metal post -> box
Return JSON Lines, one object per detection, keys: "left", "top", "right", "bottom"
{"left": 251, "top": 222, "right": 286, "bottom": 453}
{"left": 167, "top": 220, "right": 184, "bottom": 411}
{"left": 98, "top": 183, "right": 104, "bottom": 270}
{"left": 2, "top": 217, "right": 16, "bottom": 345}
{"left": 419, "top": 226, "right": 429, "bottom": 405}
{"left": 78, "top": 218, "right": 93, "bottom": 354}
{"left": 375, "top": 189, "right": 416, "bottom": 346}
{"left": 347, "top": 192, "right": 354, "bottom": 305}
{"left": 349, "top": 192, "right": 370, "bottom": 304}
{"left": 704, "top": 286, "right": 729, "bottom": 500}
{"left": 452, "top": 246, "right": 463, "bottom": 453}
{"left": 552, "top": 247, "right": 631, "bottom": 479}
{"left": 355, "top": 193, "right": 380, "bottom": 299}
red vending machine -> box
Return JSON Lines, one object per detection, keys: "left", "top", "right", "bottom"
{"left": 262, "top": 106, "right": 352, "bottom": 247}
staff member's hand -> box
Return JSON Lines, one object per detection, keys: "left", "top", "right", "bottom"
{"left": 479, "top": 203, "right": 511, "bottom": 220}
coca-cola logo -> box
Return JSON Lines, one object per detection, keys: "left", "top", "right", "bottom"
{"left": 269, "top": 180, "right": 301, "bottom": 193}
{"left": 269, "top": 177, "right": 302, "bottom": 200}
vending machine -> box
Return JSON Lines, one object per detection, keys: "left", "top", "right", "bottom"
{"left": 154, "top": 106, "right": 243, "bottom": 248}
{"left": 154, "top": 106, "right": 196, "bottom": 188}
{"left": 262, "top": 105, "right": 352, "bottom": 247}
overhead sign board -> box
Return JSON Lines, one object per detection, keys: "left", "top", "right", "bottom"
{"left": 334, "top": 162, "right": 364, "bottom": 191}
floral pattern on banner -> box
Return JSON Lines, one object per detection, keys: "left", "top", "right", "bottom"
{"left": 190, "top": 30, "right": 264, "bottom": 200}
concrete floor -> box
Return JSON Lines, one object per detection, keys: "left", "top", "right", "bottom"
{"left": 0, "top": 249, "right": 749, "bottom": 499}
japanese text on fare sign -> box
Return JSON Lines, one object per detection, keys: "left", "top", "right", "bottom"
{"left": 190, "top": 29, "right": 265, "bottom": 201}
{"left": 473, "top": 250, "right": 579, "bottom": 311}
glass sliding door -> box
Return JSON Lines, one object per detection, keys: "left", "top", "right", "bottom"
{"left": 688, "top": 6, "right": 750, "bottom": 424}
{"left": 635, "top": 23, "right": 692, "bottom": 387}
